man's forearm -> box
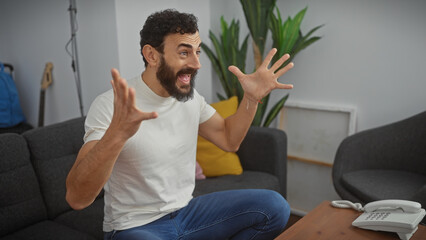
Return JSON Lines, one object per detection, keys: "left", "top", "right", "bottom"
{"left": 223, "top": 48, "right": 293, "bottom": 150}
{"left": 224, "top": 94, "right": 259, "bottom": 151}
{"left": 66, "top": 128, "right": 126, "bottom": 210}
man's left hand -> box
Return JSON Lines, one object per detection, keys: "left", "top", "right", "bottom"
{"left": 228, "top": 48, "right": 294, "bottom": 102}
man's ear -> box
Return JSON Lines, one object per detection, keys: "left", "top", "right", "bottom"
{"left": 142, "top": 45, "right": 160, "bottom": 67}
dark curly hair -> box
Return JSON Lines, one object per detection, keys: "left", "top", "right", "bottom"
{"left": 140, "top": 9, "right": 199, "bottom": 67}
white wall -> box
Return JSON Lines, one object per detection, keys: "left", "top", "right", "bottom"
{"left": 1, "top": 0, "right": 80, "bottom": 126}
{"left": 277, "top": 0, "right": 426, "bottom": 132}
{"left": 77, "top": 0, "right": 120, "bottom": 114}
{"left": 210, "top": 0, "right": 426, "bottom": 132}
{"left": 0, "top": 0, "right": 212, "bottom": 126}
{"left": 0, "top": 0, "right": 119, "bottom": 127}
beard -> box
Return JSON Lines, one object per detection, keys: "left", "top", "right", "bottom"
{"left": 156, "top": 56, "right": 197, "bottom": 102}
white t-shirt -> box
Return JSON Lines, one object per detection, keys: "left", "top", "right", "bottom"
{"left": 83, "top": 75, "right": 216, "bottom": 232}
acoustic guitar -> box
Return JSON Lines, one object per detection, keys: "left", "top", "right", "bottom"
{"left": 38, "top": 62, "right": 53, "bottom": 127}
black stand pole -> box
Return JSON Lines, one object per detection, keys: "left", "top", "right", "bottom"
{"left": 68, "top": 0, "right": 84, "bottom": 117}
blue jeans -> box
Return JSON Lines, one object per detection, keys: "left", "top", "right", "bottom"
{"left": 104, "top": 189, "right": 290, "bottom": 240}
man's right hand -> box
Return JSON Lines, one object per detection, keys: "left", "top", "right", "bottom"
{"left": 109, "top": 68, "right": 158, "bottom": 141}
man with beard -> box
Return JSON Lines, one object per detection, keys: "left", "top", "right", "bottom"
{"left": 66, "top": 9, "right": 294, "bottom": 240}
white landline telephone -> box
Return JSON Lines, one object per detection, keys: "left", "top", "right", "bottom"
{"left": 331, "top": 199, "right": 426, "bottom": 240}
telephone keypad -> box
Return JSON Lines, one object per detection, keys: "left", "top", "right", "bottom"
{"left": 365, "top": 212, "right": 391, "bottom": 221}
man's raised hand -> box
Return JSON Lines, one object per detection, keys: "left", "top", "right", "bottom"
{"left": 109, "top": 69, "right": 158, "bottom": 140}
{"left": 228, "top": 48, "right": 294, "bottom": 102}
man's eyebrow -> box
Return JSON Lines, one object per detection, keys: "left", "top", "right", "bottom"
{"left": 177, "top": 43, "right": 202, "bottom": 49}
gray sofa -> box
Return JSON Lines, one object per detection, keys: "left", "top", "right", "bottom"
{"left": 0, "top": 116, "right": 288, "bottom": 240}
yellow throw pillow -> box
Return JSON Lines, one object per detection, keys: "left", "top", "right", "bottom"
{"left": 196, "top": 96, "right": 243, "bottom": 177}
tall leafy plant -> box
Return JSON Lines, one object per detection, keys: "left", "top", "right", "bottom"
{"left": 203, "top": 0, "right": 323, "bottom": 127}
{"left": 269, "top": 7, "right": 323, "bottom": 67}
{"left": 240, "top": 0, "right": 276, "bottom": 69}
{"left": 201, "top": 17, "right": 249, "bottom": 102}
{"left": 255, "top": 6, "right": 323, "bottom": 127}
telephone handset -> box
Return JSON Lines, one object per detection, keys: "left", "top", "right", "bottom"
{"left": 331, "top": 199, "right": 426, "bottom": 240}
{"left": 363, "top": 199, "right": 422, "bottom": 214}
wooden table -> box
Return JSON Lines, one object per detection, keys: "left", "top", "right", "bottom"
{"left": 276, "top": 201, "right": 426, "bottom": 240}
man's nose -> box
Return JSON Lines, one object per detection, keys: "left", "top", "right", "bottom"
{"left": 188, "top": 54, "right": 201, "bottom": 70}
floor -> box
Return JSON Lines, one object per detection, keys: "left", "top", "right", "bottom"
{"left": 284, "top": 214, "right": 302, "bottom": 231}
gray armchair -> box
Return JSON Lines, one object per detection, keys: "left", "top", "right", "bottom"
{"left": 332, "top": 110, "right": 426, "bottom": 216}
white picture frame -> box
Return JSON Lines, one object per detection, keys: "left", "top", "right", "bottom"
{"left": 279, "top": 101, "right": 357, "bottom": 165}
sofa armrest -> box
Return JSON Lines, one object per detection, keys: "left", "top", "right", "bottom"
{"left": 237, "top": 126, "right": 287, "bottom": 197}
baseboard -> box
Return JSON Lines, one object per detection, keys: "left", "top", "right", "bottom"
{"left": 290, "top": 208, "right": 308, "bottom": 217}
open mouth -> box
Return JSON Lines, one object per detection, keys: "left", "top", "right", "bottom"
{"left": 178, "top": 74, "right": 191, "bottom": 85}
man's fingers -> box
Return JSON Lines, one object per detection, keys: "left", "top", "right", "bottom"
{"left": 260, "top": 48, "right": 278, "bottom": 68}
{"left": 127, "top": 87, "right": 137, "bottom": 108}
{"left": 275, "top": 62, "right": 294, "bottom": 78}
{"left": 111, "top": 68, "right": 128, "bottom": 103}
{"left": 270, "top": 54, "right": 290, "bottom": 73}
{"left": 275, "top": 60, "right": 294, "bottom": 90}
{"left": 128, "top": 87, "right": 159, "bottom": 121}
{"left": 275, "top": 83, "right": 294, "bottom": 90}
{"left": 111, "top": 68, "right": 121, "bottom": 81}
{"left": 228, "top": 66, "right": 245, "bottom": 79}
{"left": 111, "top": 80, "right": 117, "bottom": 96}
{"left": 111, "top": 79, "right": 120, "bottom": 108}
{"left": 141, "top": 111, "right": 159, "bottom": 121}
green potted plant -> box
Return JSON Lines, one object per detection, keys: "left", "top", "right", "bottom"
{"left": 202, "top": 0, "right": 323, "bottom": 127}
{"left": 201, "top": 17, "right": 249, "bottom": 103}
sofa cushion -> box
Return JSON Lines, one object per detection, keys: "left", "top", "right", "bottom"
{"left": 54, "top": 198, "right": 104, "bottom": 240}
{"left": 196, "top": 96, "right": 243, "bottom": 177}
{"left": 23, "top": 117, "right": 86, "bottom": 219}
{"left": 2, "top": 220, "right": 96, "bottom": 240}
{"left": 193, "top": 170, "right": 280, "bottom": 197}
{"left": 0, "top": 134, "right": 47, "bottom": 237}
{"left": 341, "top": 169, "right": 426, "bottom": 202}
